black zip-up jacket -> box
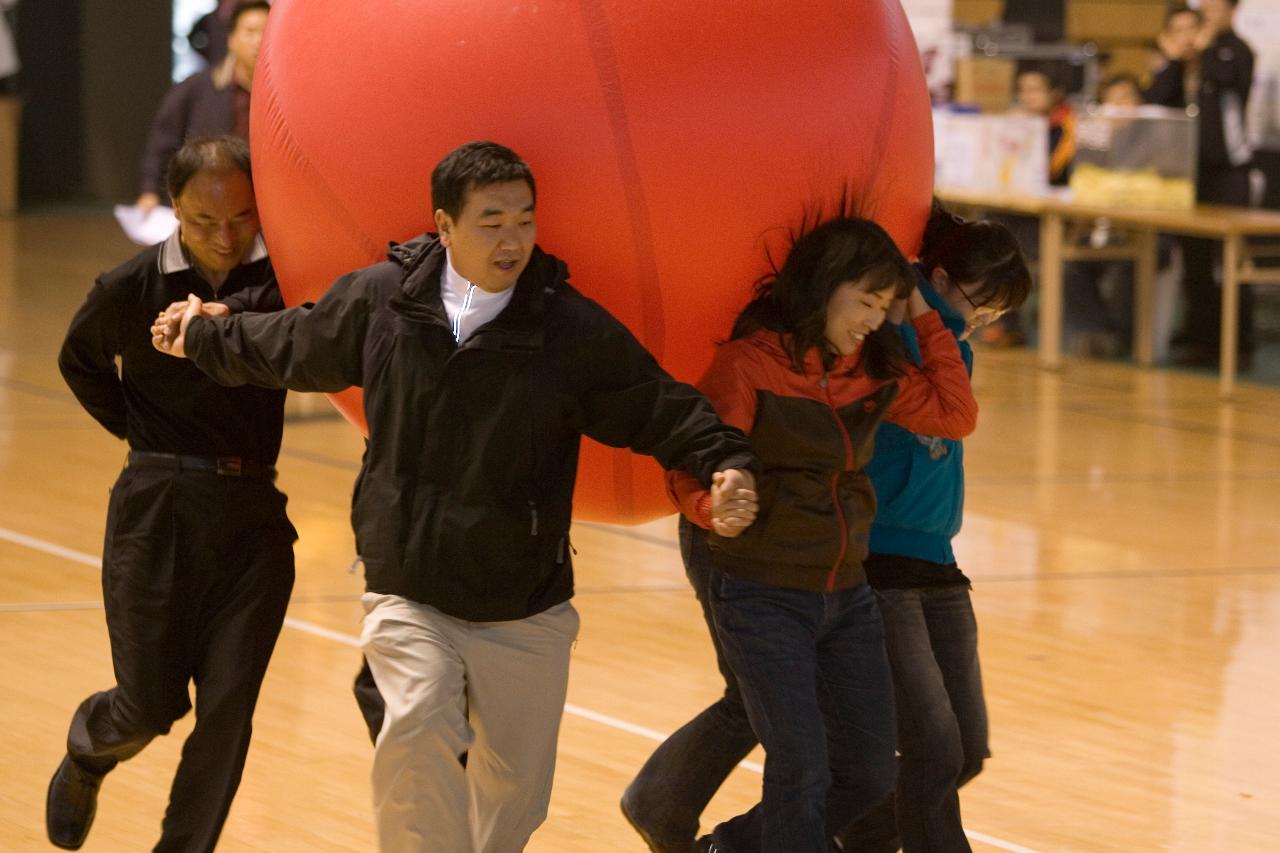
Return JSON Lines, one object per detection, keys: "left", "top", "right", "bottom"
{"left": 185, "top": 234, "right": 759, "bottom": 621}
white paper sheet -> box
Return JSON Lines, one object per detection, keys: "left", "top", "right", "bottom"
{"left": 113, "top": 204, "right": 178, "bottom": 246}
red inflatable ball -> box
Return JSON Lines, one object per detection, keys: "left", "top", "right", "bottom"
{"left": 251, "top": 0, "right": 934, "bottom": 523}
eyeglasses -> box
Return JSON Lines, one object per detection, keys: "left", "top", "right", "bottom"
{"left": 948, "top": 275, "right": 1008, "bottom": 324}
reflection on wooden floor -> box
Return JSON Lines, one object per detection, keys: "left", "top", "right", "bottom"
{"left": 2, "top": 214, "right": 1279, "bottom": 852}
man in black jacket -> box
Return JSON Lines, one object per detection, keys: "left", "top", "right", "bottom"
{"left": 153, "top": 141, "right": 760, "bottom": 851}
{"left": 1146, "top": 0, "right": 1256, "bottom": 365}
{"left": 48, "top": 136, "right": 296, "bottom": 852}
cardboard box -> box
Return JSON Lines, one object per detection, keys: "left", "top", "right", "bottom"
{"left": 953, "top": 56, "right": 1016, "bottom": 113}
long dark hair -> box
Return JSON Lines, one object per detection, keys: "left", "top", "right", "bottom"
{"left": 920, "top": 199, "right": 1032, "bottom": 311}
{"left": 732, "top": 217, "right": 914, "bottom": 380}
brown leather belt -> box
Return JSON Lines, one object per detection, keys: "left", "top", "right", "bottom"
{"left": 126, "top": 451, "right": 276, "bottom": 481}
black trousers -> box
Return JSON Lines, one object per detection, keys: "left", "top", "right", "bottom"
{"left": 66, "top": 465, "right": 296, "bottom": 853}
{"left": 1180, "top": 165, "right": 1255, "bottom": 353}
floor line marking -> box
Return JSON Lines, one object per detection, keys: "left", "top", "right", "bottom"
{"left": 0, "top": 600, "right": 103, "bottom": 613}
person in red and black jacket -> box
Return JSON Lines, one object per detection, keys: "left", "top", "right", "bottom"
{"left": 662, "top": 216, "right": 977, "bottom": 853}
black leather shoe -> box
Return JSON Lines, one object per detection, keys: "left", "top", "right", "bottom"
{"left": 619, "top": 796, "right": 698, "bottom": 853}
{"left": 46, "top": 755, "right": 105, "bottom": 850}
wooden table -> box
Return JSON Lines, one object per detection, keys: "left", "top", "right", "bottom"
{"left": 937, "top": 187, "right": 1280, "bottom": 397}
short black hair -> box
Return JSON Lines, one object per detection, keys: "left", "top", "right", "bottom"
{"left": 230, "top": 1, "right": 271, "bottom": 32}
{"left": 166, "top": 135, "right": 252, "bottom": 201}
{"left": 431, "top": 141, "right": 536, "bottom": 220}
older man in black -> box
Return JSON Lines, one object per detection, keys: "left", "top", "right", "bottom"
{"left": 48, "top": 136, "right": 295, "bottom": 852}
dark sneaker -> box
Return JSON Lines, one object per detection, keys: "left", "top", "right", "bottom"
{"left": 46, "top": 755, "right": 105, "bottom": 850}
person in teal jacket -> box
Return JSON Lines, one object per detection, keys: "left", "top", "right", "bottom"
{"left": 838, "top": 203, "right": 1032, "bottom": 853}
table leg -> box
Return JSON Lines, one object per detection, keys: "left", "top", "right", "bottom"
{"left": 1039, "top": 211, "right": 1063, "bottom": 370}
{"left": 1220, "top": 233, "right": 1240, "bottom": 399}
{"left": 1133, "top": 229, "right": 1157, "bottom": 367}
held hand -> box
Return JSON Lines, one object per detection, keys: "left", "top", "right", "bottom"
{"left": 150, "top": 293, "right": 208, "bottom": 358}
{"left": 151, "top": 302, "right": 185, "bottom": 353}
{"left": 1193, "top": 24, "right": 1215, "bottom": 54}
{"left": 135, "top": 192, "right": 161, "bottom": 215}
{"left": 151, "top": 299, "right": 228, "bottom": 351}
{"left": 710, "top": 468, "right": 759, "bottom": 538}
{"left": 1157, "top": 30, "right": 1185, "bottom": 61}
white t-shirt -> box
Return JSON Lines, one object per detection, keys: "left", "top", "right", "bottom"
{"left": 440, "top": 249, "right": 515, "bottom": 345}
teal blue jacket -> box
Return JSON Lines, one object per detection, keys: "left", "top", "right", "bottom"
{"left": 865, "top": 268, "right": 973, "bottom": 565}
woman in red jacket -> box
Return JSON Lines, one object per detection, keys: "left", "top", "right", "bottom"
{"left": 667, "top": 216, "right": 978, "bottom": 852}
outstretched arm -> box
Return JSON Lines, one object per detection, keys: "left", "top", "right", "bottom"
{"left": 151, "top": 272, "right": 376, "bottom": 392}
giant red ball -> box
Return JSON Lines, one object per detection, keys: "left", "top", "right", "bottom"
{"left": 251, "top": 0, "right": 934, "bottom": 523}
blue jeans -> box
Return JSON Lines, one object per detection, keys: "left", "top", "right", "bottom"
{"left": 838, "top": 583, "right": 989, "bottom": 853}
{"left": 709, "top": 571, "right": 896, "bottom": 853}
{"left": 623, "top": 519, "right": 760, "bottom": 842}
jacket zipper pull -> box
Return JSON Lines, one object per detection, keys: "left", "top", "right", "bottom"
{"left": 529, "top": 501, "right": 539, "bottom": 536}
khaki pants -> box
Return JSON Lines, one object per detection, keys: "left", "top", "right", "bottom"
{"left": 360, "top": 594, "right": 580, "bottom": 853}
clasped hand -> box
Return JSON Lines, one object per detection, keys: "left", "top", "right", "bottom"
{"left": 709, "top": 468, "right": 759, "bottom": 539}
{"left": 150, "top": 295, "right": 229, "bottom": 358}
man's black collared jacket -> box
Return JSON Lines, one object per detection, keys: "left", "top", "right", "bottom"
{"left": 185, "top": 234, "right": 758, "bottom": 622}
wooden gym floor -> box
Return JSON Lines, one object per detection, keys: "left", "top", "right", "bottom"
{"left": 1, "top": 213, "right": 1278, "bottom": 851}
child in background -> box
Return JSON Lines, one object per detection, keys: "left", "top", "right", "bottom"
{"left": 1015, "top": 65, "right": 1076, "bottom": 187}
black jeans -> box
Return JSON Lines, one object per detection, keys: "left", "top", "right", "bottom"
{"left": 65, "top": 466, "right": 295, "bottom": 853}
{"left": 709, "top": 571, "right": 896, "bottom": 853}
{"left": 838, "top": 583, "right": 989, "bottom": 853}
{"left": 623, "top": 518, "right": 760, "bottom": 842}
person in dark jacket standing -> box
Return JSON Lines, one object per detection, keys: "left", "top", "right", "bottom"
{"left": 152, "top": 141, "right": 761, "bottom": 852}
{"left": 1146, "top": 0, "right": 1256, "bottom": 366}
{"left": 47, "top": 135, "right": 296, "bottom": 852}
{"left": 135, "top": 1, "right": 270, "bottom": 215}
